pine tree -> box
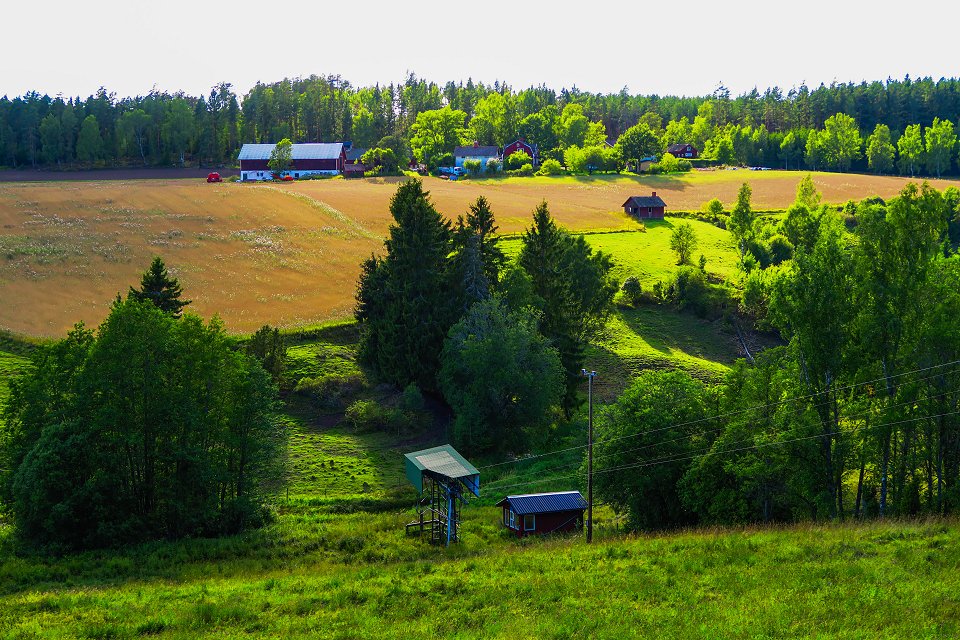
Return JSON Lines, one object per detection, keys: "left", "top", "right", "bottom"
{"left": 128, "top": 257, "right": 191, "bottom": 317}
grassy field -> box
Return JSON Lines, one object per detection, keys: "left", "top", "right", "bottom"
{"left": 2, "top": 171, "right": 957, "bottom": 337}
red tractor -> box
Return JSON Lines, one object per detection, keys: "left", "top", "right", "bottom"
{"left": 206, "top": 172, "right": 222, "bottom": 183}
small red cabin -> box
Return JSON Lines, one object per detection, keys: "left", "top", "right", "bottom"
{"left": 206, "top": 172, "right": 222, "bottom": 183}
{"left": 666, "top": 143, "right": 699, "bottom": 159}
{"left": 623, "top": 192, "right": 667, "bottom": 219}
{"left": 502, "top": 139, "right": 538, "bottom": 167}
{"left": 496, "top": 491, "right": 587, "bottom": 537}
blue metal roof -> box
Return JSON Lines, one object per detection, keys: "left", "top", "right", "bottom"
{"left": 495, "top": 491, "right": 587, "bottom": 515}
{"left": 237, "top": 143, "right": 344, "bottom": 161}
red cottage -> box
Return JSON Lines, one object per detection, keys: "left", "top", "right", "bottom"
{"left": 502, "top": 139, "right": 539, "bottom": 167}
{"left": 623, "top": 192, "right": 667, "bottom": 219}
{"left": 666, "top": 143, "right": 699, "bottom": 159}
{"left": 238, "top": 143, "right": 346, "bottom": 181}
{"left": 496, "top": 491, "right": 587, "bottom": 537}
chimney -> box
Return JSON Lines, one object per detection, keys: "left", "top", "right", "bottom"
{"left": 651, "top": 191, "right": 657, "bottom": 197}
{"left": 473, "top": 141, "right": 479, "bottom": 148}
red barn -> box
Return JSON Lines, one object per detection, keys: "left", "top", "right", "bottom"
{"left": 496, "top": 491, "right": 587, "bottom": 537}
{"left": 666, "top": 143, "right": 699, "bottom": 159}
{"left": 502, "top": 139, "right": 538, "bottom": 167}
{"left": 238, "top": 143, "right": 346, "bottom": 181}
{"left": 623, "top": 192, "right": 667, "bottom": 219}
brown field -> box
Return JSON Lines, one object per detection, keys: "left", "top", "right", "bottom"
{"left": 2, "top": 171, "right": 958, "bottom": 337}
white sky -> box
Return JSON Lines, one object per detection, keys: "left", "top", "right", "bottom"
{"left": 5, "top": 0, "right": 959, "bottom": 101}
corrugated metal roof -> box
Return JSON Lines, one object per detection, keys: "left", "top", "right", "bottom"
{"left": 237, "top": 143, "right": 344, "bottom": 161}
{"left": 453, "top": 145, "right": 499, "bottom": 157}
{"left": 623, "top": 195, "right": 667, "bottom": 208}
{"left": 345, "top": 147, "right": 367, "bottom": 162}
{"left": 404, "top": 445, "right": 480, "bottom": 495}
{"left": 495, "top": 491, "right": 587, "bottom": 515}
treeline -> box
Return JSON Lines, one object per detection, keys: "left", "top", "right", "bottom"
{"left": 3, "top": 74, "right": 960, "bottom": 175}
{"left": 593, "top": 181, "right": 960, "bottom": 529}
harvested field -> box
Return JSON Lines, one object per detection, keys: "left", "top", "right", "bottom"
{"left": 2, "top": 171, "right": 957, "bottom": 337}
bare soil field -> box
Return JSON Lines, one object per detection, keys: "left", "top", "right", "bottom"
{"left": 2, "top": 171, "right": 957, "bottom": 337}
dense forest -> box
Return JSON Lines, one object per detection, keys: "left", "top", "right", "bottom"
{"left": 2, "top": 74, "right": 960, "bottom": 175}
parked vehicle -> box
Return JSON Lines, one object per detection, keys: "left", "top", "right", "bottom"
{"left": 437, "top": 166, "right": 465, "bottom": 177}
{"left": 206, "top": 172, "right": 222, "bottom": 183}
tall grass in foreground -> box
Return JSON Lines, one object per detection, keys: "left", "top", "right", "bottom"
{"left": 1, "top": 515, "right": 958, "bottom": 638}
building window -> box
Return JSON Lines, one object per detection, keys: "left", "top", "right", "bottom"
{"left": 524, "top": 514, "right": 535, "bottom": 531}
{"left": 509, "top": 511, "right": 516, "bottom": 529}
{"left": 503, "top": 508, "right": 509, "bottom": 526}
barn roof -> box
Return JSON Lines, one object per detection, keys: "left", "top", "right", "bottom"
{"left": 345, "top": 147, "right": 367, "bottom": 162}
{"left": 238, "top": 142, "right": 344, "bottom": 161}
{"left": 623, "top": 194, "right": 667, "bottom": 208}
{"left": 495, "top": 491, "right": 587, "bottom": 515}
{"left": 453, "top": 145, "right": 499, "bottom": 157}
{"left": 404, "top": 445, "right": 480, "bottom": 495}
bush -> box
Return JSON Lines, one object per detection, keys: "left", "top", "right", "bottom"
{"left": 664, "top": 267, "right": 733, "bottom": 319}
{"left": 658, "top": 152, "right": 679, "bottom": 173}
{"left": 343, "top": 399, "right": 413, "bottom": 434}
{"left": 702, "top": 198, "right": 725, "bottom": 217}
{"left": 486, "top": 158, "right": 502, "bottom": 173}
{"left": 400, "top": 382, "right": 426, "bottom": 413}
{"left": 506, "top": 163, "right": 534, "bottom": 177}
{"left": 505, "top": 150, "right": 533, "bottom": 171}
{"left": 676, "top": 159, "right": 693, "bottom": 172}
{"left": 463, "top": 159, "right": 483, "bottom": 176}
{"left": 535, "top": 158, "right": 565, "bottom": 176}
{"left": 766, "top": 234, "right": 794, "bottom": 265}
{"left": 621, "top": 276, "right": 643, "bottom": 306}
{"left": 295, "top": 372, "right": 365, "bottom": 408}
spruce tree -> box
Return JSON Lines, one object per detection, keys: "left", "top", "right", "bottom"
{"left": 356, "top": 179, "right": 456, "bottom": 391}
{"left": 518, "top": 201, "right": 616, "bottom": 415}
{"left": 128, "top": 257, "right": 191, "bottom": 317}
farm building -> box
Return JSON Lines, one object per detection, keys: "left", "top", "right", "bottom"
{"left": 666, "top": 143, "right": 699, "bottom": 159}
{"left": 503, "top": 139, "right": 538, "bottom": 167}
{"left": 238, "top": 143, "right": 346, "bottom": 181}
{"left": 623, "top": 192, "right": 667, "bottom": 219}
{"left": 454, "top": 142, "right": 500, "bottom": 171}
{"left": 345, "top": 146, "right": 367, "bottom": 168}
{"left": 496, "top": 491, "right": 587, "bottom": 537}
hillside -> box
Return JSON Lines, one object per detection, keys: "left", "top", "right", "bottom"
{"left": 1, "top": 171, "right": 958, "bottom": 336}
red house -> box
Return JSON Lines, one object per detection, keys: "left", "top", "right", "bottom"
{"left": 238, "top": 143, "right": 346, "bottom": 181}
{"left": 623, "top": 192, "right": 667, "bottom": 219}
{"left": 496, "top": 491, "right": 587, "bottom": 537}
{"left": 502, "top": 139, "right": 538, "bottom": 167}
{"left": 666, "top": 143, "right": 699, "bottom": 159}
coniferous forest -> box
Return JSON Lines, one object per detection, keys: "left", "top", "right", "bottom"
{"left": 3, "top": 74, "right": 960, "bottom": 175}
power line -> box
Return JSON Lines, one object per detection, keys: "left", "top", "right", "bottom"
{"left": 483, "top": 408, "right": 960, "bottom": 494}
{"left": 476, "top": 359, "right": 960, "bottom": 473}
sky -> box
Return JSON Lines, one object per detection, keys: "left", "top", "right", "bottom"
{"left": 6, "top": 0, "right": 959, "bottom": 101}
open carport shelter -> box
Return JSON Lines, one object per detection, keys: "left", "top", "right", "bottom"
{"left": 496, "top": 491, "right": 587, "bottom": 537}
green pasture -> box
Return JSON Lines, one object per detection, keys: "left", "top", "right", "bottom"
{"left": 2, "top": 514, "right": 958, "bottom": 638}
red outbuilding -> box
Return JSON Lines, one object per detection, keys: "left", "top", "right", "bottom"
{"left": 496, "top": 491, "right": 587, "bottom": 537}
{"left": 623, "top": 192, "right": 667, "bottom": 219}
{"left": 666, "top": 143, "right": 699, "bottom": 159}
{"left": 502, "top": 139, "right": 539, "bottom": 167}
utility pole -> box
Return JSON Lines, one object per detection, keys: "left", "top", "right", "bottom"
{"left": 582, "top": 369, "right": 596, "bottom": 543}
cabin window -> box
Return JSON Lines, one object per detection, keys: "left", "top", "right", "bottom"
{"left": 524, "top": 514, "right": 536, "bottom": 531}
{"left": 503, "top": 508, "right": 510, "bottom": 526}
{"left": 509, "top": 510, "right": 516, "bottom": 529}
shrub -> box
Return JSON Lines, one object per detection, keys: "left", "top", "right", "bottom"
{"left": 463, "top": 159, "right": 483, "bottom": 176}
{"left": 506, "top": 163, "right": 534, "bottom": 177}
{"left": 676, "top": 159, "right": 693, "bottom": 172}
{"left": 702, "top": 198, "right": 725, "bottom": 216}
{"left": 400, "top": 382, "right": 426, "bottom": 413}
{"left": 665, "top": 266, "right": 733, "bottom": 319}
{"left": 535, "top": 158, "right": 565, "bottom": 176}
{"left": 505, "top": 150, "right": 533, "bottom": 171}
{"left": 343, "top": 399, "right": 413, "bottom": 434}
{"left": 766, "top": 234, "right": 794, "bottom": 265}
{"left": 621, "top": 276, "right": 643, "bottom": 306}
{"left": 295, "top": 372, "right": 365, "bottom": 408}
{"left": 486, "top": 158, "right": 501, "bottom": 173}
{"left": 658, "top": 152, "right": 680, "bottom": 173}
